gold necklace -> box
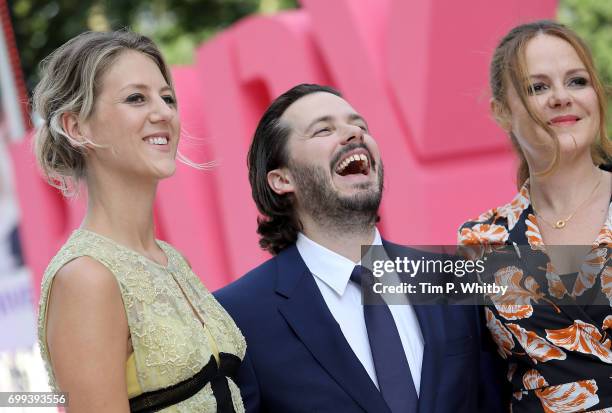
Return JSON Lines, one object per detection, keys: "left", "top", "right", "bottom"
{"left": 530, "top": 171, "right": 603, "bottom": 230}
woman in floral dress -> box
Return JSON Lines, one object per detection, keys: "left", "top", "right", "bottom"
{"left": 458, "top": 21, "right": 611, "bottom": 413}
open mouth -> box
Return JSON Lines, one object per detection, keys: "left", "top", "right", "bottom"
{"left": 144, "top": 136, "right": 169, "bottom": 146}
{"left": 335, "top": 152, "right": 370, "bottom": 176}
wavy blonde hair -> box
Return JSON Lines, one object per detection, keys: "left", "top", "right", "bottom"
{"left": 33, "top": 30, "right": 174, "bottom": 195}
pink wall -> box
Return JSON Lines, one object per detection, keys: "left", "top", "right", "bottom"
{"left": 9, "top": 0, "right": 557, "bottom": 302}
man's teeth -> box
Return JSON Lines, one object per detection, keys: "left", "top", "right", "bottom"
{"left": 145, "top": 136, "right": 168, "bottom": 145}
{"left": 336, "top": 153, "right": 369, "bottom": 174}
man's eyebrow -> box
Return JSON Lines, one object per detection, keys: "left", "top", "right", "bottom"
{"left": 304, "top": 114, "right": 369, "bottom": 132}
{"left": 304, "top": 116, "right": 333, "bottom": 132}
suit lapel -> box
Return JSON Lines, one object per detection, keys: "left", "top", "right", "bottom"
{"left": 275, "top": 246, "right": 390, "bottom": 413}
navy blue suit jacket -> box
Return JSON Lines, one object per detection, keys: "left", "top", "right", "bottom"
{"left": 214, "top": 242, "right": 505, "bottom": 412}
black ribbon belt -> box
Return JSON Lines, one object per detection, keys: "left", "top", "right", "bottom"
{"left": 129, "top": 352, "right": 241, "bottom": 413}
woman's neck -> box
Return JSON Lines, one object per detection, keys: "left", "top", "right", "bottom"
{"left": 81, "top": 170, "right": 160, "bottom": 253}
{"left": 528, "top": 157, "right": 605, "bottom": 216}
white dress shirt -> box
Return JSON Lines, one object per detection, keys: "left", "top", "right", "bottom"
{"left": 296, "top": 230, "right": 424, "bottom": 394}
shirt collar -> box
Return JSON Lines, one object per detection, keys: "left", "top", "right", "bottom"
{"left": 296, "top": 229, "right": 382, "bottom": 296}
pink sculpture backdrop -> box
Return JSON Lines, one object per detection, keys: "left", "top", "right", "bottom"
{"left": 8, "top": 0, "right": 557, "bottom": 302}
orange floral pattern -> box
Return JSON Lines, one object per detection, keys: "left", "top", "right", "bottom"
{"left": 507, "top": 324, "right": 566, "bottom": 363}
{"left": 523, "top": 370, "right": 600, "bottom": 413}
{"left": 603, "top": 316, "right": 612, "bottom": 331}
{"left": 573, "top": 247, "right": 607, "bottom": 297}
{"left": 458, "top": 223, "right": 508, "bottom": 244}
{"left": 496, "top": 186, "right": 530, "bottom": 231}
{"left": 522, "top": 369, "right": 549, "bottom": 390}
{"left": 545, "top": 320, "right": 612, "bottom": 364}
{"left": 485, "top": 308, "right": 515, "bottom": 359}
{"left": 537, "top": 380, "right": 599, "bottom": 413}
{"left": 457, "top": 223, "right": 508, "bottom": 260}
{"left": 459, "top": 179, "right": 612, "bottom": 412}
{"left": 525, "top": 214, "right": 544, "bottom": 251}
{"left": 544, "top": 262, "right": 568, "bottom": 300}
{"left": 475, "top": 208, "right": 496, "bottom": 222}
{"left": 489, "top": 266, "right": 546, "bottom": 320}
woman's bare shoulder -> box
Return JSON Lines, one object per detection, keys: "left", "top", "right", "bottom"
{"left": 46, "top": 257, "right": 130, "bottom": 411}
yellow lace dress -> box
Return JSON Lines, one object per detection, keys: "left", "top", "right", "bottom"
{"left": 38, "top": 229, "right": 246, "bottom": 412}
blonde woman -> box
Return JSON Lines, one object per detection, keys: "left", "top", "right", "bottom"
{"left": 35, "top": 31, "right": 245, "bottom": 412}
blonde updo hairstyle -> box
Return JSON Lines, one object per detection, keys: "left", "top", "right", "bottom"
{"left": 33, "top": 30, "right": 174, "bottom": 194}
{"left": 490, "top": 20, "right": 610, "bottom": 188}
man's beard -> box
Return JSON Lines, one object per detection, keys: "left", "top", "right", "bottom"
{"left": 288, "top": 159, "right": 384, "bottom": 233}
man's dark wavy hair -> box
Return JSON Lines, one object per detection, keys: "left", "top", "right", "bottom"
{"left": 248, "top": 83, "right": 342, "bottom": 255}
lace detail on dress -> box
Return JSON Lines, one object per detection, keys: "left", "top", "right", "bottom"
{"left": 37, "top": 229, "right": 245, "bottom": 411}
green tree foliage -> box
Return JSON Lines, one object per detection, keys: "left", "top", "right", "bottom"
{"left": 10, "top": 0, "right": 297, "bottom": 92}
{"left": 558, "top": 0, "right": 612, "bottom": 133}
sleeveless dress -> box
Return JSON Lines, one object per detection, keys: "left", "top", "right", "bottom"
{"left": 38, "top": 229, "right": 246, "bottom": 412}
{"left": 458, "top": 182, "right": 612, "bottom": 413}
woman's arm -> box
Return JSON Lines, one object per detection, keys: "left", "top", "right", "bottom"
{"left": 45, "top": 256, "right": 131, "bottom": 412}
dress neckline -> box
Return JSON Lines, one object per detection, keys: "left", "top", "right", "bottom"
{"left": 75, "top": 228, "right": 171, "bottom": 270}
{"left": 520, "top": 179, "right": 612, "bottom": 247}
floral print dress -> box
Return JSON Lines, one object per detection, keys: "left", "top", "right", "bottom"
{"left": 458, "top": 183, "right": 612, "bottom": 413}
